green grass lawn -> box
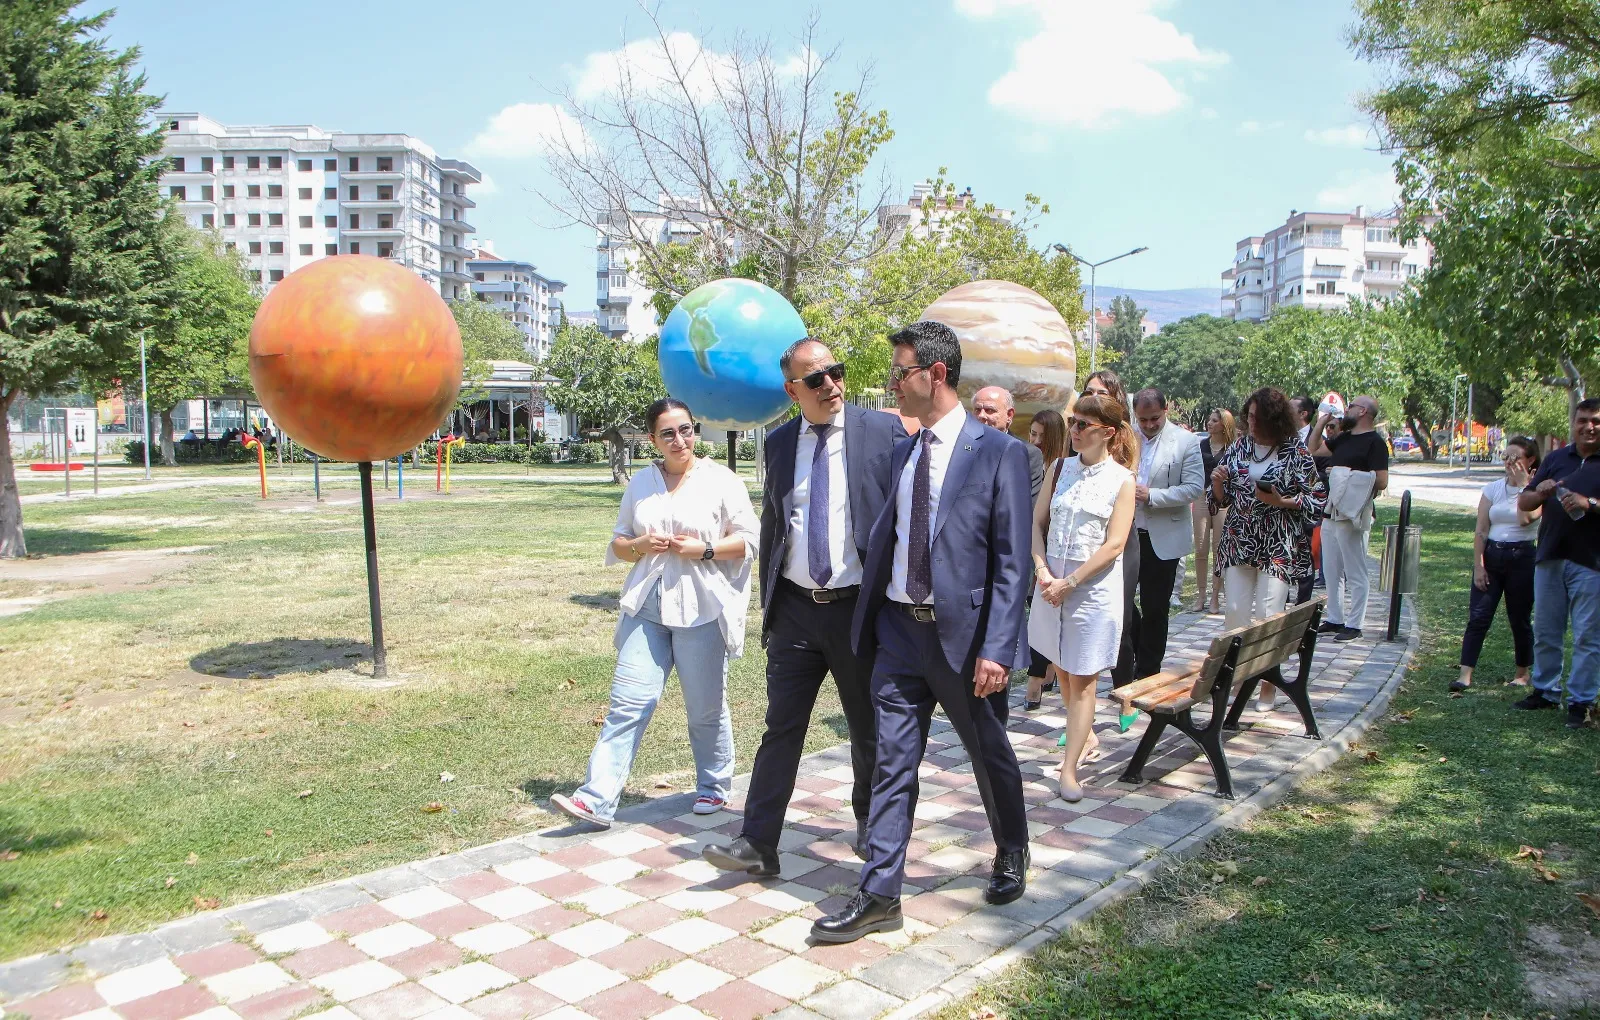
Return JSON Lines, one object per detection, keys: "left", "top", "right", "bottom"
{"left": 942, "top": 501, "right": 1600, "bottom": 1020}
{"left": 0, "top": 476, "right": 815, "bottom": 959}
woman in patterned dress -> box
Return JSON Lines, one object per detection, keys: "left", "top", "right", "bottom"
{"left": 1208, "top": 387, "right": 1326, "bottom": 710}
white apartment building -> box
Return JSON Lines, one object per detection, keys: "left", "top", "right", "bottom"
{"left": 596, "top": 195, "right": 719, "bottom": 340}
{"left": 876, "top": 181, "right": 1014, "bottom": 241}
{"left": 468, "top": 246, "right": 566, "bottom": 360}
{"left": 1076, "top": 307, "right": 1159, "bottom": 345}
{"left": 1221, "top": 205, "right": 1434, "bottom": 322}
{"left": 155, "top": 112, "right": 481, "bottom": 299}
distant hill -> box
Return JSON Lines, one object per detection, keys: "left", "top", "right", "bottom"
{"left": 1081, "top": 286, "right": 1221, "bottom": 326}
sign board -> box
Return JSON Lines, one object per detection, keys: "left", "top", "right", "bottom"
{"left": 542, "top": 407, "right": 564, "bottom": 441}
{"left": 66, "top": 408, "right": 96, "bottom": 453}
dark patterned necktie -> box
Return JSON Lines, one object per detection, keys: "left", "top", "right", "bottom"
{"left": 807, "top": 422, "right": 832, "bottom": 588}
{"left": 907, "top": 429, "right": 934, "bottom": 604}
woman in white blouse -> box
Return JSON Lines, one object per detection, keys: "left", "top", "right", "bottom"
{"left": 1029, "top": 393, "right": 1139, "bottom": 802}
{"left": 1455, "top": 436, "right": 1542, "bottom": 691}
{"left": 551, "top": 398, "right": 760, "bottom": 828}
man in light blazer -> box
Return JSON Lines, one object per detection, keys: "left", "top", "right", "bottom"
{"left": 1131, "top": 388, "right": 1205, "bottom": 678}
{"left": 811, "top": 321, "right": 1033, "bottom": 944}
{"left": 702, "top": 338, "right": 904, "bottom": 878}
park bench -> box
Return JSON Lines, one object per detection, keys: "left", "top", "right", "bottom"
{"left": 1109, "top": 596, "right": 1326, "bottom": 799}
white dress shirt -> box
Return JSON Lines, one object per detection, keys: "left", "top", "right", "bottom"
{"left": 783, "top": 411, "right": 861, "bottom": 589}
{"left": 887, "top": 405, "right": 968, "bottom": 606}
{"left": 1135, "top": 429, "right": 1158, "bottom": 531}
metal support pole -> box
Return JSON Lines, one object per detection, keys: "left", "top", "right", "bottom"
{"left": 726, "top": 430, "right": 737, "bottom": 471}
{"left": 92, "top": 406, "right": 99, "bottom": 496}
{"left": 1386, "top": 490, "right": 1411, "bottom": 642}
{"left": 1465, "top": 384, "right": 1474, "bottom": 476}
{"left": 396, "top": 456, "right": 404, "bottom": 500}
{"left": 139, "top": 333, "right": 151, "bottom": 480}
{"left": 1088, "top": 266, "right": 1098, "bottom": 375}
{"left": 312, "top": 454, "right": 321, "bottom": 502}
{"left": 358, "top": 461, "right": 388, "bottom": 679}
{"left": 62, "top": 412, "right": 70, "bottom": 498}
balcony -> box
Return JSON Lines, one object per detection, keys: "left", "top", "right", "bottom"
{"left": 1305, "top": 235, "right": 1345, "bottom": 249}
{"left": 343, "top": 197, "right": 404, "bottom": 210}
{"left": 341, "top": 168, "right": 405, "bottom": 181}
{"left": 343, "top": 224, "right": 404, "bottom": 237}
{"left": 1363, "top": 269, "right": 1404, "bottom": 284}
{"left": 438, "top": 215, "right": 475, "bottom": 234}
{"left": 1310, "top": 263, "right": 1345, "bottom": 278}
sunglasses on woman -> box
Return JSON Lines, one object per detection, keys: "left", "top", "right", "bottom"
{"left": 1067, "top": 417, "right": 1109, "bottom": 432}
{"left": 656, "top": 423, "right": 696, "bottom": 444}
{"left": 795, "top": 363, "right": 846, "bottom": 389}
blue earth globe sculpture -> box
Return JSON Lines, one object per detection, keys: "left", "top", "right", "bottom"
{"left": 657, "top": 278, "right": 805, "bottom": 432}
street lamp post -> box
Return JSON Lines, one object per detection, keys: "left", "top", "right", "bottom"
{"left": 139, "top": 330, "right": 151, "bottom": 481}
{"left": 1448, "top": 372, "right": 1468, "bottom": 470}
{"left": 1053, "top": 243, "right": 1149, "bottom": 374}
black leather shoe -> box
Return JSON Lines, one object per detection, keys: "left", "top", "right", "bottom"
{"left": 810, "top": 889, "right": 902, "bottom": 944}
{"left": 984, "top": 848, "right": 1029, "bottom": 905}
{"left": 854, "top": 819, "right": 868, "bottom": 861}
{"left": 701, "top": 837, "right": 779, "bottom": 877}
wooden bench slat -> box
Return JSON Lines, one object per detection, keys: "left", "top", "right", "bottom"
{"left": 1109, "top": 665, "right": 1203, "bottom": 708}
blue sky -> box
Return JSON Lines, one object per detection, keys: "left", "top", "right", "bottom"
{"left": 106, "top": 0, "right": 1395, "bottom": 311}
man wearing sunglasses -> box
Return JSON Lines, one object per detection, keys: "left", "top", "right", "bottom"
{"left": 703, "top": 337, "right": 906, "bottom": 879}
{"left": 811, "top": 320, "right": 1034, "bottom": 944}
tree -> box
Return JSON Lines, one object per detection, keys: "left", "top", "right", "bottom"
{"left": 137, "top": 221, "right": 259, "bottom": 465}
{"left": 1236, "top": 306, "right": 1408, "bottom": 417}
{"left": 0, "top": 2, "right": 171, "bottom": 557}
{"left": 1123, "top": 315, "right": 1252, "bottom": 428}
{"left": 1497, "top": 376, "right": 1571, "bottom": 441}
{"left": 451, "top": 299, "right": 529, "bottom": 421}
{"left": 544, "top": 323, "right": 665, "bottom": 482}
{"left": 1100, "top": 294, "right": 1146, "bottom": 358}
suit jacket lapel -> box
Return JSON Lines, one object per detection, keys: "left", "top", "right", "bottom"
{"left": 843, "top": 405, "right": 865, "bottom": 526}
{"left": 933, "top": 417, "right": 983, "bottom": 539}
{"left": 773, "top": 419, "right": 799, "bottom": 511}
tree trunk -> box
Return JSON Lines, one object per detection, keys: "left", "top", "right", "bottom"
{"left": 1408, "top": 416, "right": 1437, "bottom": 461}
{"left": 0, "top": 392, "right": 26, "bottom": 558}
{"left": 602, "top": 425, "right": 630, "bottom": 484}
{"left": 160, "top": 408, "right": 176, "bottom": 466}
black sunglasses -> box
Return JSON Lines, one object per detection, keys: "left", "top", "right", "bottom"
{"left": 795, "top": 363, "right": 846, "bottom": 390}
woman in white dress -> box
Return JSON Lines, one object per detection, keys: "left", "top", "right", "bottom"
{"left": 1029, "top": 393, "right": 1139, "bottom": 802}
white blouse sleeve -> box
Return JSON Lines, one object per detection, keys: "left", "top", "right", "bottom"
{"left": 722, "top": 472, "right": 760, "bottom": 561}
{"left": 604, "top": 471, "right": 645, "bottom": 566}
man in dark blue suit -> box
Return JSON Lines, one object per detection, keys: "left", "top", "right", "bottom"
{"left": 703, "top": 338, "right": 905, "bottom": 877}
{"left": 812, "top": 321, "right": 1033, "bottom": 944}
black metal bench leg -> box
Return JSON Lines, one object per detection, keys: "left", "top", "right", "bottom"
{"left": 1223, "top": 675, "right": 1259, "bottom": 730}
{"left": 1192, "top": 720, "right": 1235, "bottom": 799}
{"left": 1275, "top": 666, "right": 1322, "bottom": 739}
{"left": 1119, "top": 714, "right": 1171, "bottom": 785}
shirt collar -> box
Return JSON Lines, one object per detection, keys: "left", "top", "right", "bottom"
{"left": 923, "top": 404, "right": 968, "bottom": 446}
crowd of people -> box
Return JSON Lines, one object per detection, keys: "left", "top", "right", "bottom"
{"left": 541, "top": 321, "right": 1591, "bottom": 947}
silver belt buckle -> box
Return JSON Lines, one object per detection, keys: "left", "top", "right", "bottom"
{"left": 910, "top": 604, "right": 935, "bottom": 623}
{"left": 810, "top": 588, "right": 828, "bottom": 603}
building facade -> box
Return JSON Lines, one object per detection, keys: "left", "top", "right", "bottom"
{"left": 876, "top": 181, "right": 1014, "bottom": 241}
{"left": 596, "top": 196, "right": 722, "bottom": 341}
{"left": 1220, "top": 205, "right": 1433, "bottom": 322}
{"left": 468, "top": 247, "right": 566, "bottom": 360}
{"left": 155, "top": 112, "right": 481, "bottom": 299}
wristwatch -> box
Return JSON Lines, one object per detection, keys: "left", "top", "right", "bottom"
{"left": 702, "top": 541, "right": 716, "bottom": 560}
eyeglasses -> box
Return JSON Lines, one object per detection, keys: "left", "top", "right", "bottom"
{"left": 655, "top": 423, "right": 696, "bottom": 444}
{"left": 1067, "top": 417, "right": 1108, "bottom": 432}
{"left": 795, "top": 363, "right": 846, "bottom": 390}
{"left": 888, "top": 363, "right": 931, "bottom": 385}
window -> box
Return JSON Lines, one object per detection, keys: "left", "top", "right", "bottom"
{"left": 298, "top": 187, "right": 312, "bottom": 200}
{"left": 222, "top": 184, "right": 235, "bottom": 198}
{"left": 267, "top": 184, "right": 282, "bottom": 198}
{"left": 167, "top": 119, "right": 179, "bottom": 131}
{"left": 247, "top": 156, "right": 260, "bottom": 170}
{"left": 223, "top": 156, "right": 235, "bottom": 169}
{"left": 247, "top": 184, "right": 261, "bottom": 198}
{"left": 223, "top": 213, "right": 236, "bottom": 227}
{"left": 348, "top": 157, "right": 360, "bottom": 171}
{"left": 201, "top": 157, "right": 213, "bottom": 172}
{"left": 249, "top": 269, "right": 262, "bottom": 282}
{"left": 1367, "top": 259, "right": 1379, "bottom": 270}
{"left": 169, "top": 185, "right": 187, "bottom": 200}
{"left": 248, "top": 241, "right": 262, "bottom": 254}
{"left": 269, "top": 269, "right": 284, "bottom": 282}
{"left": 474, "top": 272, "right": 485, "bottom": 281}
{"left": 248, "top": 213, "right": 261, "bottom": 227}
{"left": 1405, "top": 263, "right": 1418, "bottom": 277}
{"left": 298, "top": 215, "right": 312, "bottom": 228}
{"left": 268, "top": 241, "right": 284, "bottom": 254}
{"left": 324, "top": 215, "right": 336, "bottom": 228}
{"left": 348, "top": 186, "right": 360, "bottom": 200}
{"left": 324, "top": 187, "right": 336, "bottom": 200}
{"left": 376, "top": 156, "right": 393, "bottom": 172}
{"left": 171, "top": 157, "right": 185, "bottom": 172}
{"left": 298, "top": 243, "right": 313, "bottom": 256}
{"left": 225, "top": 241, "right": 236, "bottom": 251}
{"left": 377, "top": 214, "right": 393, "bottom": 229}
{"left": 298, "top": 159, "right": 312, "bottom": 172}
{"left": 268, "top": 156, "right": 282, "bottom": 170}
{"left": 197, "top": 185, "right": 211, "bottom": 201}
{"left": 1365, "top": 226, "right": 1393, "bottom": 244}
{"left": 201, "top": 214, "right": 214, "bottom": 228}
{"left": 377, "top": 242, "right": 393, "bottom": 258}
{"left": 268, "top": 213, "right": 283, "bottom": 226}
{"left": 325, "top": 243, "right": 338, "bottom": 255}
{"left": 349, "top": 242, "right": 361, "bottom": 254}
{"left": 348, "top": 214, "right": 360, "bottom": 228}
{"left": 611, "top": 273, "right": 625, "bottom": 289}
{"left": 377, "top": 185, "right": 393, "bottom": 200}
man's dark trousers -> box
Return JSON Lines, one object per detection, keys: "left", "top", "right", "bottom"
{"left": 1133, "top": 528, "right": 1181, "bottom": 678}
{"left": 741, "top": 585, "right": 876, "bottom": 851}
{"left": 859, "top": 606, "right": 1029, "bottom": 899}
{"left": 1111, "top": 519, "right": 1141, "bottom": 688}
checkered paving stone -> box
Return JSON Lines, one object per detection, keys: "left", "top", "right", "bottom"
{"left": 3, "top": 588, "right": 1412, "bottom": 1020}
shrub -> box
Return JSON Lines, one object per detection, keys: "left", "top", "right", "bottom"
{"left": 570, "top": 442, "right": 606, "bottom": 463}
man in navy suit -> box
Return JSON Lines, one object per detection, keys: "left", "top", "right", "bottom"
{"left": 812, "top": 321, "right": 1033, "bottom": 944}
{"left": 702, "top": 338, "right": 905, "bottom": 878}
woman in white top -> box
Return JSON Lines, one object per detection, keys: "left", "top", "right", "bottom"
{"left": 1029, "top": 393, "right": 1138, "bottom": 802}
{"left": 1455, "top": 436, "right": 1542, "bottom": 691}
{"left": 551, "top": 398, "right": 760, "bottom": 828}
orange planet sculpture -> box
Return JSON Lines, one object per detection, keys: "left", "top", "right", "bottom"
{"left": 921, "top": 280, "right": 1077, "bottom": 418}
{"left": 249, "top": 256, "right": 463, "bottom": 462}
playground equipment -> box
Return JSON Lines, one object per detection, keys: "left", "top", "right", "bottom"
{"left": 240, "top": 433, "right": 268, "bottom": 498}
{"left": 436, "top": 434, "right": 465, "bottom": 493}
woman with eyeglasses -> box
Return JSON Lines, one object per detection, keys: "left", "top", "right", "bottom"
{"left": 1024, "top": 409, "right": 1068, "bottom": 708}
{"left": 1192, "top": 408, "right": 1236, "bottom": 614}
{"left": 1080, "top": 370, "right": 1141, "bottom": 690}
{"left": 551, "top": 397, "right": 760, "bottom": 828}
{"left": 1029, "top": 393, "right": 1139, "bottom": 801}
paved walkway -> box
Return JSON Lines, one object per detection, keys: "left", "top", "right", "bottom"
{"left": 1, "top": 591, "right": 1415, "bottom": 1020}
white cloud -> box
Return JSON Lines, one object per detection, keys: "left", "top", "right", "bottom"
{"left": 1315, "top": 168, "right": 1400, "bottom": 209}
{"left": 1236, "top": 119, "right": 1283, "bottom": 136}
{"left": 474, "top": 173, "right": 497, "bottom": 196}
{"left": 467, "top": 103, "right": 587, "bottom": 159}
{"left": 1304, "top": 124, "right": 1374, "bottom": 147}
{"left": 958, "top": 0, "right": 1229, "bottom": 129}
{"left": 574, "top": 30, "right": 737, "bottom": 103}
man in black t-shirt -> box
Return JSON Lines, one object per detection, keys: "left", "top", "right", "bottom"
{"left": 1308, "top": 396, "right": 1389, "bottom": 639}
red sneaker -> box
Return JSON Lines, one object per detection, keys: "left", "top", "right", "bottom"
{"left": 550, "top": 793, "right": 610, "bottom": 828}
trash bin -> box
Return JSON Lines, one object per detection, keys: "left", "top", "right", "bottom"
{"left": 1380, "top": 524, "right": 1422, "bottom": 595}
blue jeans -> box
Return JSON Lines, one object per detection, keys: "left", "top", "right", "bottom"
{"left": 575, "top": 585, "right": 735, "bottom": 820}
{"left": 1532, "top": 559, "right": 1600, "bottom": 706}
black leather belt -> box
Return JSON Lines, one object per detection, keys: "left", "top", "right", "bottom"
{"left": 893, "top": 601, "right": 936, "bottom": 623}
{"left": 780, "top": 578, "right": 860, "bottom": 604}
